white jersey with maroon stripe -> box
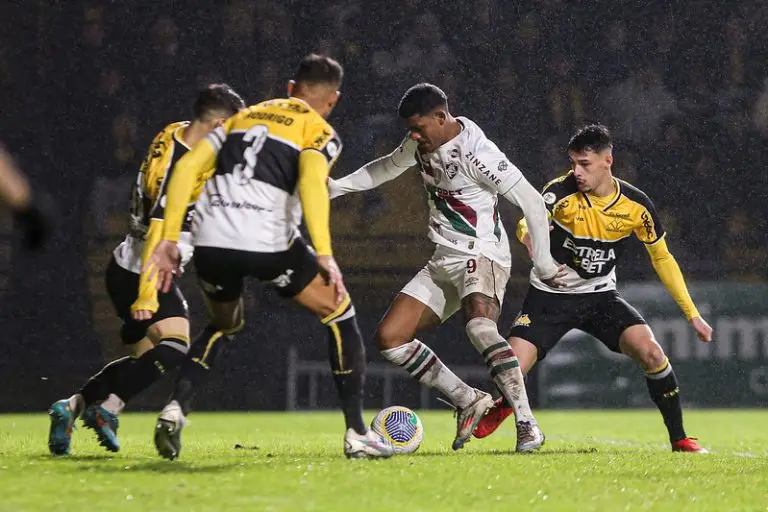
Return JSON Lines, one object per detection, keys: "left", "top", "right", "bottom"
{"left": 328, "top": 115, "right": 549, "bottom": 318}
{"left": 397, "top": 117, "right": 522, "bottom": 266}
{"left": 329, "top": 117, "right": 533, "bottom": 266}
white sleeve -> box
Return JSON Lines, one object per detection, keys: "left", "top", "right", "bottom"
{"left": 464, "top": 138, "right": 523, "bottom": 195}
{"left": 501, "top": 175, "right": 559, "bottom": 281}
{"left": 328, "top": 137, "right": 418, "bottom": 199}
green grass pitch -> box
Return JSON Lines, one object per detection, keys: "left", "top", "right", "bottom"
{"left": 1, "top": 410, "right": 767, "bottom": 511}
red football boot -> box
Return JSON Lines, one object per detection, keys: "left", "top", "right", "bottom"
{"left": 672, "top": 437, "right": 709, "bottom": 453}
{"left": 473, "top": 396, "right": 514, "bottom": 439}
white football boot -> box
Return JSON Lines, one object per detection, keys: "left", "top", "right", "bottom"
{"left": 516, "top": 420, "right": 545, "bottom": 453}
{"left": 154, "top": 401, "right": 187, "bottom": 460}
{"left": 452, "top": 389, "right": 495, "bottom": 451}
{"left": 344, "top": 428, "right": 394, "bottom": 459}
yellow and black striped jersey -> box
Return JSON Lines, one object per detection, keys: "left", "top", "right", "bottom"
{"left": 529, "top": 171, "right": 665, "bottom": 293}
{"left": 129, "top": 121, "right": 194, "bottom": 238}
{"left": 519, "top": 171, "right": 700, "bottom": 318}
{"left": 190, "top": 97, "right": 343, "bottom": 252}
{"left": 115, "top": 121, "right": 203, "bottom": 274}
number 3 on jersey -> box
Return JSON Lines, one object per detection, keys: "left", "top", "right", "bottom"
{"left": 233, "top": 125, "right": 268, "bottom": 185}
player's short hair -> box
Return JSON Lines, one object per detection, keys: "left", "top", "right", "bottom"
{"left": 292, "top": 54, "right": 343, "bottom": 87}
{"left": 397, "top": 83, "right": 448, "bottom": 118}
{"left": 193, "top": 83, "right": 245, "bottom": 121}
{"left": 568, "top": 124, "right": 613, "bottom": 153}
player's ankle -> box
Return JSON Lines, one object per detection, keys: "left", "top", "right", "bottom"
{"left": 101, "top": 394, "right": 125, "bottom": 415}
{"left": 68, "top": 393, "right": 85, "bottom": 418}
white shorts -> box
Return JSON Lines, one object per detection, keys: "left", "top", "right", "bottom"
{"left": 401, "top": 245, "right": 511, "bottom": 322}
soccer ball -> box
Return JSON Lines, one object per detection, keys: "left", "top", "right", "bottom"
{"left": 370, "top": 406, "right": 423, "bottom": 454}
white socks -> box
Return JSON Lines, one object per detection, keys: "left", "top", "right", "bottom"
{"left": 465, "top": 317, "right": 535, "bottom": 423}
{"left": 100, "top": 393, "right": 126, "bottom": 415}
{"left": 68, "top": 393, "right": 85, "bottom": 418}
{"left": 381, "top": 339, "right": 476, "bottom": 409}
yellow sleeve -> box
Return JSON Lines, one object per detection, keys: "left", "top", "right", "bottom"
{"left": 645, "top": 237, "right": 700, "bottom": 320}
{"left": 298, "top": 150, "right": 332, "bottom": 256}
{"left": 131, "top": 218, "right": 163, "bottom": 314}
{"left": 162, "top": 137, "right": 218, "bottom": 242}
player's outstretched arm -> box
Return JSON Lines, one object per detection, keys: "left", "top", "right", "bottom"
{"left": 645, "top": 238, "right": 713, "bottom": 342}
{"left": 466, "top": 140, "right": 562, "bottom": 285}
{"left": 502, "top": 177, "right": 563, "bottom": 284}
{"left": 516, "top": 173, "right": 568, "bottom": 246}
{"left": 328, "top": 138, "right": 417, "bottom": 199}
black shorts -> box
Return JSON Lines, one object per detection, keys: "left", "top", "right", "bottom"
{"left": 507, "top": 286, "right": 646, "bottom": 360}
{"left": 193, "top": 237, "right": 319, "bottom": 303}
{"left": 105, "top": 256, "right": 189, "bottom": 345}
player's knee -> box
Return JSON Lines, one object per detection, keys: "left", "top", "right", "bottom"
{"left": 312, "top": 292, "right": 344, "bottom": 320}
{"left": 461, "top": 293, "right": 500, "bottom": 323}
{"left": 147, "top": 317, "right": 190, "bottom": 344}
{"left": 639, "top": 342, "right": 667, "bottom": 372}
{"left": 508, "top": 336, "right": 538, "bottom": 369}
{"left": 317, "top": 295, "right": 353, "bottom": 325}
{"left": 374, "top": 322, "right": 410, "bottom": 351}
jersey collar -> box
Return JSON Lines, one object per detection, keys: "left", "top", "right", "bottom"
{"left": 584, "top": 178, "right": 621, "bottom": 211}
{"left": 173, "top": 122, "right": 192, "bottom": 150}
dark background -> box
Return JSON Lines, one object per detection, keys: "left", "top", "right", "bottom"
{"left": 1, "top": 0, "right": 766, "bottom": 412}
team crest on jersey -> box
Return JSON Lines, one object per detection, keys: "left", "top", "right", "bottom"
{"left": 445, "top": 162, "right": 459, "bottom": 180}
{"left": 514, "top": 314, "right": 531, "bottom": 327}
{"left": 543, "top": 192, "right": 557, "bottom": 205}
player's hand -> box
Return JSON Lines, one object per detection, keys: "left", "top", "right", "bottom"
{"left": 143, "top": 240, "right": 181, "bottom": 293}
{"left": 540, "top": 264, "right": 568, "bottom": 288}
{"left": 690, "top": 316, "right": 713, "bottom": 343}
{"left": 132, "top": 309, "right": 154, "bottom": 321}
{"left": 317, "top": 254, "right": 347, "bottom": 305}
{"left": 131, "top": 296, "right": 159, "bottom": 321}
